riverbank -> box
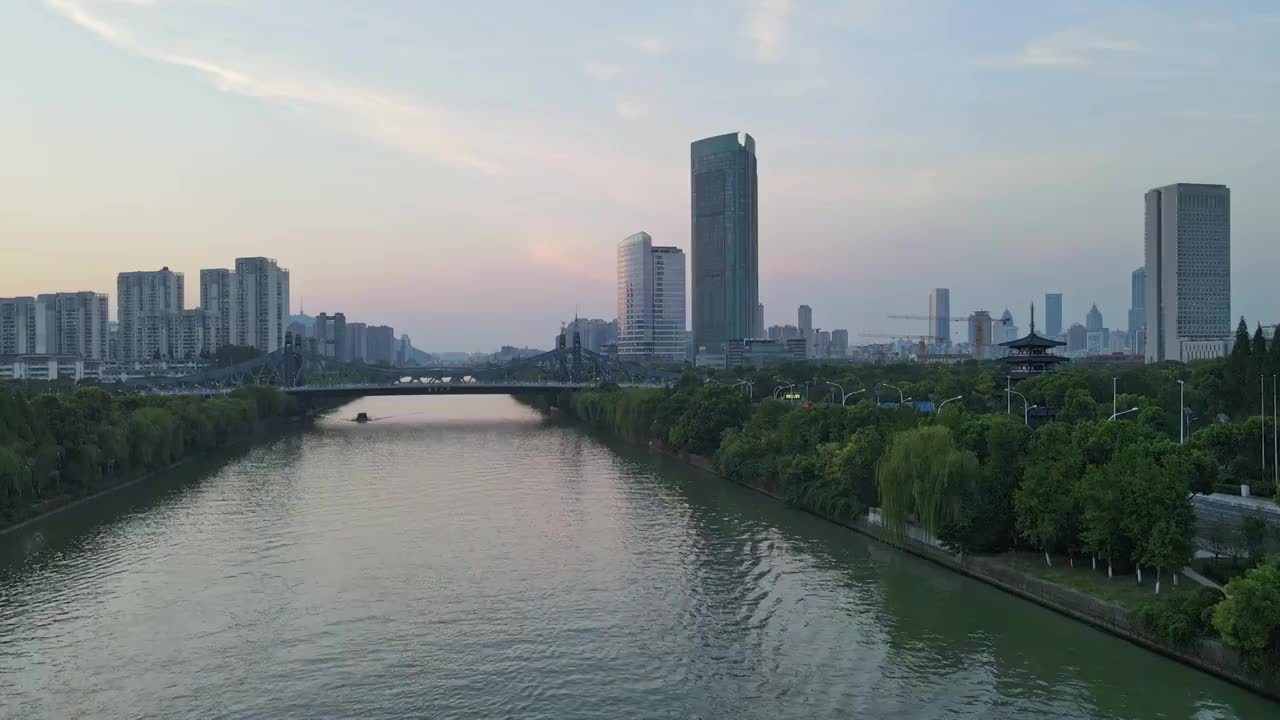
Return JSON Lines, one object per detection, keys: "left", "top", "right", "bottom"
{"left": 0, "top": 412, "right": 319, "bottom": 537}
{"left": 641, "top": 438, "right": 1280, "bottom": 701}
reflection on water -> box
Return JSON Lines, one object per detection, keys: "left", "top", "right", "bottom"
{"left": 0, "top": 395, "right": 1271, "bottom": 719}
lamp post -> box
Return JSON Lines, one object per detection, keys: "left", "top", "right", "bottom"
{"left": 773, "top": 382, "right": 795, "bottom": 400}
{"left": 937, "top": 395, "right": 963, "bottom": 413}
{"left": 732, "top": 379, "right": 755, "bottom": 400}
{"left": 1108, "top": 407, "right": 1140, "bottom": 421}
{"left": 1112, "top": 376, "right": 1118, "bottom": 421}
{"left": 1176, "top": 379, "right": 1186, "bottom": 445}
{"left": 1006, "top": 388, "right": 1032, "bottom": 426}
{"left": 843, "top": 389, "right": 867, "bottom": 405}
{"left": 879, "top": 382, "right": 905, "bottom": 404}
{"left": 823, "top": 381, "right": 845, "bottom": 404}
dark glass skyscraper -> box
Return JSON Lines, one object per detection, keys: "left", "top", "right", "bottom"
{"left": 1044, "top": 293, "right": 1063, "bottom": 338}
{"left": 691, "top": 132, "right": 757, "bottom": 354}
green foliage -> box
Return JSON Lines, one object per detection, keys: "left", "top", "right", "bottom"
{"left": 1137, "top": 587, "right": 1222, "bottom": 645}
{"left": 875, "top": 426, "right": 980, "bottom": 545}
{"left": 1213, "top": 560, "right": 1280, "bottom": 667}
{"left": 0, "top": 384, "right": 297, "bottom": 526}
{"left": 1015, "top": 423, "right": 1082, "bottom": 558}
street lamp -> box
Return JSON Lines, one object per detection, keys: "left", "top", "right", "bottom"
{"left": 1108, "top": 406, "right": 1140, "bottom": 421}
{"left": 1006, "top": 388, "right": 1033, "bottom": 425}
{"left": 1176, "top": 379, "right": 1186, "bottom": 445}
{"left": 937, "top": 395, "right": 963, "bottom": 413}
{"left": 842, "top": 389, "right": 867, "bottom": 405}
{"left": 774, "top": 382, "right": 796, "bottom": 400}
{"left": 1112, "top": 377, "right": 1118, "bottom": 422}
{"left": 732, "top": 379, "right": 755, "bottom": 400}
{"left": 879, "top": 382, "right": 905, "bottom": 404}
{"left": 823, "top": 380, "right": 845, "bottom": 404}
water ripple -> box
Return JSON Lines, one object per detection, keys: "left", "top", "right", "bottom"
{"left": 0, "top": 395, "right": 1274, "bottom": 719}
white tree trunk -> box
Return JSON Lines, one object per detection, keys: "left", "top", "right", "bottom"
{"left": 1069, "top": 555, "right": 1075, "bottom": 568}
{"left": 1108, "top": 558, "right": 1113, "bottom": 578}
{"left": 1136, "top": 566, "right": 1143, "bottom": 584}
{"left": 1092, "top": 556, "right": 1097, "bottom": 571}
{"left": 1173, "top": 572, "right": 1179, "bottom": 586}
{"left": 1155, "top": 566, "right": 1161, "bottom": 594}
{"left": 1044, "top": 550, "right": 1053, "bottom": 567}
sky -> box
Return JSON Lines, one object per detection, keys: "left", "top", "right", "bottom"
{"left": 1, "top": 0, "right": 1277, "bottom": 351}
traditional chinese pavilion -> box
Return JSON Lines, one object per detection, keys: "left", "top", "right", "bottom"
{"left": 1001, "top": 304, "right": 1068, "bottom": 380}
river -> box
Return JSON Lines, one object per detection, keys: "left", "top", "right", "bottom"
{"left": 0, "top": 396, "right": 1272, "bottom": 719}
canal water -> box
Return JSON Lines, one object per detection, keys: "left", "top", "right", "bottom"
{"left": 0, "top": 396, "right": 1272, "bottom": 719}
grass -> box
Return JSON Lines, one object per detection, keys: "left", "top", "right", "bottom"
{"left": 996, "top": 550, "right": 1211, "bottom": 612}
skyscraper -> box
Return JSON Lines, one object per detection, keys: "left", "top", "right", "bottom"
{"left": 200, "top": 268, "right": 235, "bottom": 352}
{"left": 117, "top": 267, "right": 184, "bottom": 361}
{"left": 928, "top": 289, "right": 950, "bottom": 346}
{"left": 1128, "top": 268, "right": 1145, "bottom": 334}
{"left": 1086, "top": 304, "right": 1103, "bottom": 332}
{"left": 617, "top": 232, "right": 687, "bottom": 363}
{"left": 1144, "top": 183, "right": 1231, "bottom": 362}
{"left": 691, "top": 132, "right": 757, "bottom": 354}
{"left": 233, "top": 257, "right": 290, "bottom": 353}
{"left": 798, "top": 305, "right": 812, "bottom": 333}
{"left": 1044, "top": 293, "right": 1063, "bottom": 338}
{"left": 0, "top": 297, "right": 37, "bottom": 355}
{"left": 754, "top": 303, "right": 765, "bottom": 339}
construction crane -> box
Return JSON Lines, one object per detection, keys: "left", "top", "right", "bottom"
{"left": 857, "top": 333, "right": 935, "bottom": 361}
{"left": 887, "top": 313, "right": 1013, "bottom": 360}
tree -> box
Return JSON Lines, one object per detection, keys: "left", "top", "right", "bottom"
{"left": 1078, "top": 460, "right": 1131, "bottom": 577}
{"left": 876, "top": 426, "right": 980, "bottom": 546}
{"left": 1015, "top": 423, "right": 1083, "bottom": 565}
{"left": 1060, "top": 388, "right": 1100, "bottom": 423}
{"left": 1212, "top": 561, "right": 1280, "bottom": 667}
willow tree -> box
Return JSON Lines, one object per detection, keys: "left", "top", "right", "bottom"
{"left": 875, "top": 426, "right": 979, "bottom": 546}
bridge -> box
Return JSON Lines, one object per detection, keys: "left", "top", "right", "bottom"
{"left": 124, "top": 333, "right": 680, "bottom": 398}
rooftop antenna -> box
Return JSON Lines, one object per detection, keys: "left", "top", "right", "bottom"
{"left": 1030, "top": 302, "right": 1036, "bottom": 335}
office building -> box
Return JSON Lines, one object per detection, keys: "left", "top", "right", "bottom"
{"left": 1044, "top": 293, "right": 1063, "bottom": 338}
{"left": 691, "top": 132, "right": 757, "bottom": 354}
{"left": 1128, "top": 268, "right": 1145, "bottom": 334}
{"left": 233, "top": 257, "right": 290, "bottom": 353}
{"left": 1086, "top": 304, "right": 1103, "bottom": 333}
{"left": 754, "top": 303, "right": 765, "bottom": 339}
{"left": 315, "top": 313, "right": 348, "bottom": 360}
{"left": 1067, "top": 323, "right": 1087, "bottom": 353}
{"left": 968, "top": 310, "right": 995, "bottom": 359}
{"left": 831, "top": 329, "right": 849, "bottom": 357}
{"left": 366, "top": 325, "right": 396, "bottom": 365}
{"left": 1145, "top": 183, "right": 1231, "bottom": 362}
{"left": 117, "top": 268, "right": 184, "bottom": 361}
{"left": 199, "top": 268, "right": 235, "bottom": 352}
{"left": 929, "top": 288, "right": 950, "bottom": 346}
{"left": 798, "top": 305, "right": 813, "bottom": 334}
{"left": 617, "top": 232, "right": 687, "bottom": 363}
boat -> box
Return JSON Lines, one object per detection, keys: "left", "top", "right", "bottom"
{"left": 354, "top": 412, "right": 371, "bottom": 423}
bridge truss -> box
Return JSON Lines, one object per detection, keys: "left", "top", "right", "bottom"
{"left": 126, "top": 338, "right": 678, "bottom": 390}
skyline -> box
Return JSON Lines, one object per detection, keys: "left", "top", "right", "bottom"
{"left": 3, "top": 1, "right": 1279, "bottom": 350}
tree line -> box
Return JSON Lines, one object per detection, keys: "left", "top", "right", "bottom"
{"left": 547, "top": 348, "right": 1280, "bottom": 667}
{"left": 0, "top": 385, "right": 299, "bottom": 527}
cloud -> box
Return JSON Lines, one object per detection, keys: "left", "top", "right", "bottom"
{"left": 985, "top": 30, "right": 1151, "bottom": 69}
{"left": 613, "top": 99, "right": 649, "bottom": 119}
{"left": 746, "top": 0, "right": 792, "bottom": 63}
{"left": 48, "top": 0, "right": 508, "bottom": 175}
{"left": 584, "top": 62, "right": 620, "bottom": 80}
{"left": 628, "top": 34, "right": 668, "bottom": 56}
